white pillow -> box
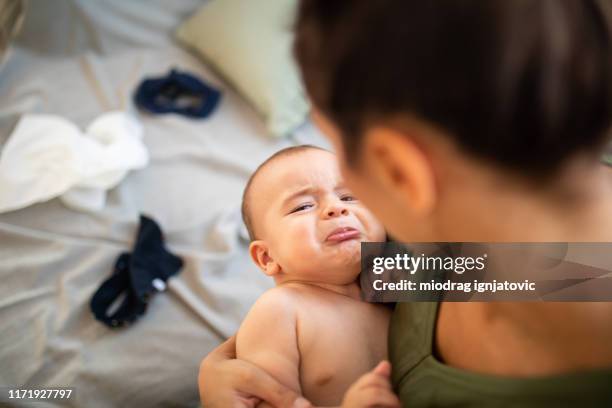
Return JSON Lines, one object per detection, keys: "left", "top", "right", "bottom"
{"left": 175, "top": 0, "right": 309, "bottom": 137}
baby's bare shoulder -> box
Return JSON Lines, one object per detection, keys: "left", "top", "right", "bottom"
{"left": 241, "top": 285, "right": 309, "bottom": 323}
{"left": 244, "top": 284, "right": 354, "bottom": 329}
{"left": 237, "top": 287, "right": 300, "bottom": 351}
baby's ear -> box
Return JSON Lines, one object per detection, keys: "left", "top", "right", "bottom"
{"left": 249, "top": 240, "right": 281, "bottom": 276}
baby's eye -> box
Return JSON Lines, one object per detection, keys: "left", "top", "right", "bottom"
{"left": 290, "top": 203, "right": 314, "bottom": 213}
{"left": 341, "top": 195, "right": 357, "bottom": 202}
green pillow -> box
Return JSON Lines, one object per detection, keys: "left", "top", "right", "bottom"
{"left": 175, "top": 0, "right": 309, "bottom": 137}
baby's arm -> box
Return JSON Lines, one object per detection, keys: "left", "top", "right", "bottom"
{"left": 236, "top": 288, "right": 302, "bottom": 406}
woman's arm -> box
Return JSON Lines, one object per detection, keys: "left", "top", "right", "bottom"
{"left": 198, "top": 336, "right": 310, "bottom": 408}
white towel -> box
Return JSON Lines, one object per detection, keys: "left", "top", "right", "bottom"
{"left": 0, "top": 111, "right": 149, "bottom": 213}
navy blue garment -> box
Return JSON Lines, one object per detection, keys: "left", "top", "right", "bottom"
{"left": 134, "top": 68, "right": 221, "bottom": 118}
{"left": 90, "top": 215, "right": 183, "bottom": 328}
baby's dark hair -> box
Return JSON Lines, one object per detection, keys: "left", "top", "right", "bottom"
{"left": 242, "top": 145, "right": 329, "bottom": 241}
{"left": 294, "top": 0, "right": 612, "bottom": 180}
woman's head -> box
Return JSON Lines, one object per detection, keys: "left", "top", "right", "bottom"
{"left": 294, "top": 0, "right": 612, "bottom": 241}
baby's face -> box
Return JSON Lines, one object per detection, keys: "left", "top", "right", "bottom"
{"left": 249, "top": 149, "right": 386, "bottom": 284}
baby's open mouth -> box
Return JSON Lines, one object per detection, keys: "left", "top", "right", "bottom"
{"left": 326, "top": 227, "right": 360, "bottom": 243}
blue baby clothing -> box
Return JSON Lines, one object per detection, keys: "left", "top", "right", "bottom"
{"left": 90, "top": 215, "right": 183, "bottom": 328}
{"left": 134, "top": 69, "right": 221, "bottom": 119}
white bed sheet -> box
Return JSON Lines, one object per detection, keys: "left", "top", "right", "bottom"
{"left": 0, "top": 1, "right": 327, "bottom": 406}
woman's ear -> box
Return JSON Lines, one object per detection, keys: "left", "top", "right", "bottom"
{"left": 249, "top": 240, "right": 281, "bottom": 277}
{"left": 363, "top": 125, "right": 437, "bottom": 215}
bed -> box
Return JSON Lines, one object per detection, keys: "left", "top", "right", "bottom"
{"left": 0, "top": 1, "right": 326, "bottom": 406}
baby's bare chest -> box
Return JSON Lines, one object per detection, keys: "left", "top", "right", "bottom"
{"left": 296, "top": 301, "right": 391, "bottom": 405}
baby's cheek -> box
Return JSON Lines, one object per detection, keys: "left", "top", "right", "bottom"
{"left": 283, "top": 222, "right": 323, "bottom": 273}
{"left": 284, "top": 220, "right": 317, "bottom": 253}
{"left": 372, "top": 221, "right": 387, "bottom": 241}
{"left": 289, "top": 221, "right": 312, "bottom": 240}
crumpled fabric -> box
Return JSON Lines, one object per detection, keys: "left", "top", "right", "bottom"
{"left": 134, "top": 68, "right": 222, "bottom": 118}
{"left": 90, "top": 215, "right": 184, "bottom": 329}
{"left": 0, "top": 111, "right": 149, "bottom": 213}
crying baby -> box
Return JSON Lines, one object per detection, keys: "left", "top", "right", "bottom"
{"left": 236, "top": 145, "right": 399, "bottom": 407}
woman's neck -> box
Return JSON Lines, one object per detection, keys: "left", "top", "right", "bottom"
{"left": 437, "top": 159, "right": 612, "bottom": 242}
{"left": 435, "top": 160, "right": 612, "bottom": 374}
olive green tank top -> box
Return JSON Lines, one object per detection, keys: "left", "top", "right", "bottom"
{"left": 389, "top": 302, "right": 612, "bottom": 407}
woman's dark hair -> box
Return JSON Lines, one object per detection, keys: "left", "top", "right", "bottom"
{"left": 294, "top": 0, "right": 612, "bottom": 178}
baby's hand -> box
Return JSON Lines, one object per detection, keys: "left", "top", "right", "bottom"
{"left": 341, "top": 361, "right": 401, "bottom": 408}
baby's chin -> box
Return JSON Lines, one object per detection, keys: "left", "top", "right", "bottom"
{"left": 328, "top": 240, "right": 362, "bottom": 264}
{"left": 325, "top": 236, "right": 362, "bottom": 252}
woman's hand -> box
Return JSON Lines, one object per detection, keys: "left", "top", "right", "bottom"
{"left": 341, "top": 361, "right": 401, "bottom": 408}
{"left": 198, "top": 336, "right": 312, "bottom": 408}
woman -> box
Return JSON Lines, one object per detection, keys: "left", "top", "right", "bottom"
{"left": 200, "top": 1, "right": 612, "bottom": 406}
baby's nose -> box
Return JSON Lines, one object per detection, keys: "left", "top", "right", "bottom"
{"left": 326, "top": 206, "right": 349, "bottom": 218}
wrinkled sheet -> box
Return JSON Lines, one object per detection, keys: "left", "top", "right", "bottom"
{"left": 0, "top": 1, "right": 327, "bottom": 406}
